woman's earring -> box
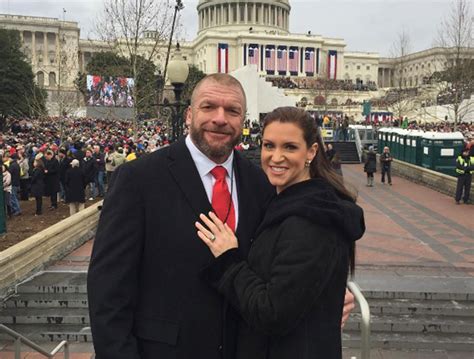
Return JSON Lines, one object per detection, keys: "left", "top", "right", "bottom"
{"left": 305, "top": 160, "right": 311, "bottom": 168}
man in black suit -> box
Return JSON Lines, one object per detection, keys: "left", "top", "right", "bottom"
{"left": 88, "top": 74, "right": 274, "bottom": 359}
{"left": 88, "top": 74, "right": 354, "bottom": 359}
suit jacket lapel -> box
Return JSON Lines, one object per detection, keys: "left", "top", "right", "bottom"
{"left": 233, "top": 152, "right": 252, "bottom": 255}
{"left": 167, "top": 139, "right": 212, "bottom": 218}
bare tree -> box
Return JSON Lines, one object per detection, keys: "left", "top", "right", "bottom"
{"left": 388, "top": 30, "right": 418, "bottom": 121}
{"left": 434, "top": 0, "right": 473, "bottom": 129}
{"left": 94, "top": 0, "right": 176, "bottom": 129}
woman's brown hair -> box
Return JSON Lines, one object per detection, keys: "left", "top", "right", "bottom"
{"left": 262, "top": 106, "right": 357, "bottom": 274}
{"left": 262, "top": 106, "right": 356, "bottom": 201}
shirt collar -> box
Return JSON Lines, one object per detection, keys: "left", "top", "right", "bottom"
{"left": 185, "top": 135, "right": 234, "bottom": 178}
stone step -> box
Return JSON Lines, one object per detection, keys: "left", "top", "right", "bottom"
{"left": 342, "top": 330, "right": 474, "bottom": 351}
{"left": 0, "top": 324, "right": 92, "bottom": 343}
{"left": 361, "top": 290, "right": 473, "bottom": 301}
{"left": 3, "top": 293, "right": 89, "bottom": 309}
{"left": 355, "top": 298, "right": 474, "bottom": 317}
{"left": 0, "top": 307, "right": 90, "bottom": 325}
{"left": 16, "top": 272, "right": 88, "bottom": 294}
{"left": 346, "top": 313, "right": 474, "bottom": 335}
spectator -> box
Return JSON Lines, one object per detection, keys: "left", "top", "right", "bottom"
{"left": 83, "top": 149, "right": 97, "bottom": 201}
{"left": 18, "top": 150, "right": 30, "bottom": 201}
{"left": 65, "top": 159, "right": 86, "bottom": 215}
{"left": 364, "top": 146, "right": 377, "bottom": 187}
{"left": 44, "top": 150, "right": 60, "bottom": 210}
{"left": 2, "top": 165, "right": 12, "bottom": 217}
{"left": 380, "top": 146, "right": 393, "bottom": 185}
{"left": 30, "top": 159, "right": 45, "bottom": 216}
{"left": 8, "top": 153, "right": 22, "bottom": 216}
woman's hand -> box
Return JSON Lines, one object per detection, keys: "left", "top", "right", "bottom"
{"left": 195, "top": 212, "right": 238, "bottom": 257}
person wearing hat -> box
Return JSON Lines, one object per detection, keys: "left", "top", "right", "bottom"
{"left": 65, "top": 159, "right": 86, "bottom": 216}
{"left": 364, "top": 146, "right": 377, "bottom": 187}
{"left": 455, "top": 147, "right": 473, "bottom": 204}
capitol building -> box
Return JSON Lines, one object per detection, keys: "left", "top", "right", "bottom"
{"left": 0, "top": 0, "right": 470, "bottom": 117}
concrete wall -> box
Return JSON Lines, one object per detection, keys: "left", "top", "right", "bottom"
{"left": 382, "top": 156, "right": 474, "bottom": 199}
{"left": 0, "top": 202, "right": 101, "bottom": 299}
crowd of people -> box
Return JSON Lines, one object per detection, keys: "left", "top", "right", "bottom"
{"left": 267, "top": 76, "right": 378, "bottom": 91}
{"left": 1, "top": 117, "right": 173, "bottom": 218}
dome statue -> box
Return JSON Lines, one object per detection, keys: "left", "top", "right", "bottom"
{"left": 197, "top": 0, "right": 291, "bottom": 35}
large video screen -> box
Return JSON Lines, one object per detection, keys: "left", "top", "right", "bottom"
{"left": 86, "top": 75, "right": 135, "bottom": 108}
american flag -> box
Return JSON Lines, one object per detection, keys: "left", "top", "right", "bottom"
{"left": 249, "top": 46, "right": 259, "bottom": 67}
{"left": 289, "top": 48, "right": 299, "bottom": 74}
{"left": 277, "top": 48, "right": 287, "bottom": 73}
{"left": 305, "top": 49, "right": 315, "bottom": 74}
{"left": 265, "top": 47, "right": 275, "bottom": 72}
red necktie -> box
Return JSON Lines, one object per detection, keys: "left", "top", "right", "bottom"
{"left": 211, "top": 166, "right": 235, "bottom": 232}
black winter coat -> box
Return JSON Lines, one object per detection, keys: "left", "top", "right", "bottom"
{"left": 9, "top": 160, "right": 21, "bottom": 187}
{"left": 65, "top": 167, "right": 86, "bottom": 203}
{"left": 59, "top": 157, "right": 72, "bottom": 184}
{"left": 364, "top": 151, "right": 377, "bottom": 173}
{"left": 202, "top": 179, "right": 365, "bottom": 359}
{"left": 82, "top": 157, "right": 97, "bottom": 183}
{"left": 30, "top": 167, "right": 45, "bottom": 197}
{"left": 44, "top": 157, "right": 60, "bottom": 195}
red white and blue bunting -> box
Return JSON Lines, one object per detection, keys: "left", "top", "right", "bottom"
{"left": 218, "top": 43, "right": 229, "bottom": 73}
{"left": 328, "top": 50, "right": 337, "bottom": 80}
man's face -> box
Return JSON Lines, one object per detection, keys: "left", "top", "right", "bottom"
{"left": 186, "top": 80, "right": 245, "bottom": 163}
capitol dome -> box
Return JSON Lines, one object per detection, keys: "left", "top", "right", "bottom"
{"left": 197, "top": 0, "right": 291, "bottom": 34}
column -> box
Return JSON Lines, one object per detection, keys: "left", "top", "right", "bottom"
{"left": 32, "top": 32, "right": 37, "bottom": 65}
{"left": 253, "top": 3, "right": 257, "bottom": 23}
{"left": 228, "top": 4, "right": 231, "bottom": 24}
{"left": 245, "top": 3, "right": 248, "bottom": 23}
{"left": 221, "top": 4, "right": 224, "bottom": 24}
{"left": 237, "top": 4, "right": 240, "bottom": 24}
{"left": 43, "top": 33, "right": 48, "bottom": 65}
{"left": 273, "top": 6, "right": 277, "bottom": 26}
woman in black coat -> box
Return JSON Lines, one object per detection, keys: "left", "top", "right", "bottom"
{"left": 30, "top": 159, "right": 45, "bottom": 215}
{"left": 65, "top": 159, "right": 86, "bottom": 216}
{"left": 44, "top": 150, "right": 60, "bottom": 209}
{"left": 364, "top": 146, "right": 377, "bottom": 187}
{"left": 196, "top": 107, "right": 365, "bottom": 359}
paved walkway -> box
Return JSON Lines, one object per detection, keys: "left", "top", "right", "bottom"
{"left": 2, "top": 164, "right": 473, "bottom": 358}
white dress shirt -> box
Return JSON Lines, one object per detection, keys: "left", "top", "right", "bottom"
{"left": 185, "top": 135, "right": 239, "bottom": 227}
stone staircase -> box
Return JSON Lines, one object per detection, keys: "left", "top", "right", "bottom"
{"left": 327, "top": 141, "right": 361, "bottom": 163}
{"left": 1, "top": 271, "right": 474, "bottom": 353}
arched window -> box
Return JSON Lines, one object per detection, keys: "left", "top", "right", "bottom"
{"left": 49, "top": 72, "right": 56, "bottom": 87}
{"left": 36, "top": 71, "right": 45, "bottom": 88}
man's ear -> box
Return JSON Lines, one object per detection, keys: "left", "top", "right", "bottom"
{"left": 185, "top": 106, "right": 192, "bottom": 126}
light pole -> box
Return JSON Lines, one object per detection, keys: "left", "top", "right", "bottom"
{"left": 159, "top": 44, "right": 189, "bottom": 142}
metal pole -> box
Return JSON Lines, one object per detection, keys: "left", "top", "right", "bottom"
{"left": 347, "top": 281, "right": 371, "bottom": 359}
{"left": 162, "top": 0, "right": 184, "bottom": 86}
{"left": 173, "top": 83, "right": 184, "bottom": 141}
{"left": 14, "top": 337, "right": 21, "bottom": 359}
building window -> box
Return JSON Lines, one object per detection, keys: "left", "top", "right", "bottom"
{"left": 36, "top": 71, "right": 45, "bottom": 88}
{"left": 356, "top": 65, "right": 360, "bottom": 70}
{"left": 366, "top": 65, "right": 370, "bottom": 70}
{"left": 49, "top": 72, "right": 56, "bottom": 87}
{"left": 345, "top": 65, "right": 348, "bottom": 69}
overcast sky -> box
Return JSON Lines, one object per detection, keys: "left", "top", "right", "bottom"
{"left": 0, "top": 0, "right": 453, "bottom": 56}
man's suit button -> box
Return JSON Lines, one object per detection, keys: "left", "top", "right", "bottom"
{"left": 218, "top": 345, "right": 223, "bottom": 351}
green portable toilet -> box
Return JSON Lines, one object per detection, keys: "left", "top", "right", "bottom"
{"left": 391, "top": 129, "right": 401, "bottom": 159}
{"left": 401, "top": 129, "right": 410, "bottom": 162}
{"left": 378, "top": 128, "right": 386, "bottom": 152}
{"left": 394, "top": 129, "right": 408, "bottom": 162}
{"left": 406, "top": 130, "right": 424, "bottom": 165}
{"left": 383, "top": 128, "right": 394, "bottom": 154}
{"left": 421, "top": 132, "right": 465, "bottom": 175}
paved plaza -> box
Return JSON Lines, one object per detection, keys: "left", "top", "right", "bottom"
{"left": 1, "top": 164, "right": 473, "bottom": 358}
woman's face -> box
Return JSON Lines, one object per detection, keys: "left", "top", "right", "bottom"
{"left": 261, "top": 121, "right": 317, "bottom": 194}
